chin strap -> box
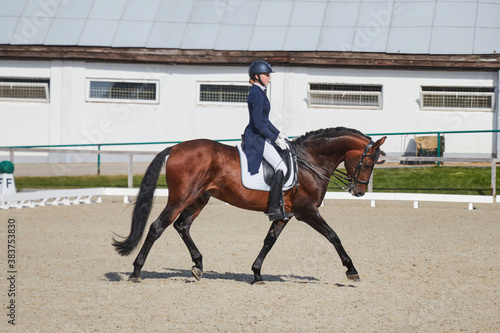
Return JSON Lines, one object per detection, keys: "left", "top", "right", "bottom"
{"left": 256, "top": 74, "right": 265, "bottom": 87}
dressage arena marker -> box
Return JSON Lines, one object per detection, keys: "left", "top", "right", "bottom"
{"left": 1, "top": 188, "right": 497, "bottom": 210}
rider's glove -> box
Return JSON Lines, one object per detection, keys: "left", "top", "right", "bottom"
{"left": 275, "top": 133, "right": 289, "bottom": 150}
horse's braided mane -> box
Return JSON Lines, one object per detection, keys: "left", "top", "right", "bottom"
{"left": 292, "top": 126, "right": 371, "bottom": 147}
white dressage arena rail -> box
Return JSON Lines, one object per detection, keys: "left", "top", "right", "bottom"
{"left": 0, "top": 188, "right": 169, "bottom": 209}
{"left": 1, "top": 187, "right": 498, "bottom": 210}
{"left": 323, "top": 192, "right": 497, "bottom": 210}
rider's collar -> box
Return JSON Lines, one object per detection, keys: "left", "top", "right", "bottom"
{"left": 253, "top": 83, "right": 266, "bottom": 91}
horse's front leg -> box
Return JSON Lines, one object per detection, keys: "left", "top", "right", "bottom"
{"left": 295, "top": 207, "right": 360, "bottom": 281}
{"left": 251, "top": 219, "right": 288, "bottom": 285}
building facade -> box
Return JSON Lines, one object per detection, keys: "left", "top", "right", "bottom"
{"left": 0, "top": 0, "right": 499, "bottom": 162}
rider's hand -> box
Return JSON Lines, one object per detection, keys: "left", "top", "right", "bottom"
{"left": 278, "top": 132, "right": 288, "bottom": 142}
{"left": 275, "top": 134, "right": 288, "bottom": 150}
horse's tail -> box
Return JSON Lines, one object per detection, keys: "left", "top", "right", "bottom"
{"left": 112, "top": 146, "right": 173, "bottom": 256}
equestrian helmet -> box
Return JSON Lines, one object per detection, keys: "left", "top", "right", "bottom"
{"left": 248, "top": 60, "right": 274, "bottom": 78}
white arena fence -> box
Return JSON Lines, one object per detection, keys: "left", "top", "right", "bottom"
{"left": 1, "top": 186, "right": 498, "bottom": 211}
{"left": 0, "top": 188, "right": 169, "bottom": 210}
{"left": 0, "top": 147, "right": 499, "bottom": 211}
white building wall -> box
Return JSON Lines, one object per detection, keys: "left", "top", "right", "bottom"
{"left": 0, "top": 61, "right": 51, "bottom": 146}
{"left": 0, "top": 60, "right": 497, "bottom": 162}
{"left": 291, "top": 67, "right": 497, "bottom": 158}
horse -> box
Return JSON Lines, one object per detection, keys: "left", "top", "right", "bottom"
{"left": 113, "top": 127, "right": 386, "bottom": 284}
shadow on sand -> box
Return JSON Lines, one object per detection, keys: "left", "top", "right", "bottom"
{"left": 104, "top": 268, "right": 357, "bottom": 287}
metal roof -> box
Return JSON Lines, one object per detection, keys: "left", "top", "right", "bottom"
{"left": 1, "top": 0, "right": 499, "bottom": 54}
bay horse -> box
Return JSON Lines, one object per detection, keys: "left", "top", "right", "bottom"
{"left": 113, "top": 127, "right": 386, "bottom": 284}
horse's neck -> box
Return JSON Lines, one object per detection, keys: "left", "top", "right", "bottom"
{"left": 304, "top": 135, "right": 365, "bottom": 168}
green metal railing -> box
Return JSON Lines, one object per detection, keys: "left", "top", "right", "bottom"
{"left": 0, "top": 139, "right": 242, "bottom": 175}
{"left": 365, "top": 130, "right": 500, "bottom": 165}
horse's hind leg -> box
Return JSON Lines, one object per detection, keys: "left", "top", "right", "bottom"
{"left": 129, "top": 204, "right": 183, "bottom": 282}
{"left": 173, "top": 192, "right": 211, "bottom": 281}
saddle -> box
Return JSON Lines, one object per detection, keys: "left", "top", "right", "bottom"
{"left": 262, "top": 149, "right": 292, "bottom": 186}
{"left": 237, "top": 142, "right": 298, "bottom": 192}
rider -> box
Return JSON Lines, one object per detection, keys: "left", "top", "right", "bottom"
{"left": 243, "top": 60, "right": 293, "bottom": 222}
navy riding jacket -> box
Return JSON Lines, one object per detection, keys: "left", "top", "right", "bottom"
{"left": 243, "top": 84, "right": 280, "bottom": 174}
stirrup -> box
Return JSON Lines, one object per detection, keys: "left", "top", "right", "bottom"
{"left": 268, "top": 207, "right": 294, "bottom": 222}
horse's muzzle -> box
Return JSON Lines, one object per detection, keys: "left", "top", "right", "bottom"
{"left": 349, "top": 186, "right": 365, "bottom": 197}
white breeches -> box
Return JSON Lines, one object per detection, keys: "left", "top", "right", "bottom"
{"left": 263, "top": 140, "right": 288, "bottom": 174}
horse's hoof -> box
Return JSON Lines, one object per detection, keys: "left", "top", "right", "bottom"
{"left": 346, "top": 273, "right": 360, "bottom": 282}
{"left": 251, "top": 279, "right": 265, "bottom": 285}
{"left": 191, "top": 266, "right": 203, "bottom": 281}
{"left": 129, "top": 276, "right": 141, "bottom": 283}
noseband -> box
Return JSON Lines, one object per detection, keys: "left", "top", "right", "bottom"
{"left": 297, "top": 141, "right": 379, "bottom": 192}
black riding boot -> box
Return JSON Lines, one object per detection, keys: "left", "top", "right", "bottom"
{"left": 268, "top": 170, "right": 293, "bottom": 221}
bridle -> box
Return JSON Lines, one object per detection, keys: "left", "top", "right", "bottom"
{"left": 296, "top": 141, "right": 379, "bottom": 191}
{"left": 296, "top": 141, "right": 379, "bottom": 192}
{"left": 350, "top": 141, "right": 378, "bottom": 186}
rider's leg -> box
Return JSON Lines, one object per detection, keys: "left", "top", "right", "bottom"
{"left": 262, "top": 140, "right": 287, "bottom": 175}
{"left": 263, "top": 141, "right": 292, "bottom": 221}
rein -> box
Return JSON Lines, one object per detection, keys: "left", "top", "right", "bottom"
{"left": 294, "top": 141, "right": 377, "bottom": 192}
{"left": 296, "top": 156, "right": 354, "bottom": 191}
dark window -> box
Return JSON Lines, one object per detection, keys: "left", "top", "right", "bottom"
{"left": 421, "top": 86, "right": 494, "bottom": 110}
{"left": 200, "top": 84, "right": 251, "bottom": 103}
{"left": 0, "top": 78, "right": 49, "bottom": 101}
{"left": 308, "top": 83, "right": 382, "bottom": 108}
{"left": 89, "top": 81, "right": 157, "bottom": 101}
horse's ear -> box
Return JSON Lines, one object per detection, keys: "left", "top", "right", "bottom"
{"left": 368, "top": 136, "right": 387, "bottom": 153}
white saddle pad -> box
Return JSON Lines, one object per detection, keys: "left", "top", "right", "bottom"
{"left": 237, "top": 145, "right": 296, "bottom": 192}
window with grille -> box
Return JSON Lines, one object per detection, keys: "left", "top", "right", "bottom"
{"left": 87, "top": 80, "right": 158, "bottom": 103}
{"left": 308, "top": 83, "right": 383, "bottom": 109}
{"left": 199, "top": 83, "right": 251, "bottom": 104}
{"left": 420, "top": 86, "right": 494, "bottom": 111}
{"left": 0, "top": 78, "right": 50, "bottom": 102}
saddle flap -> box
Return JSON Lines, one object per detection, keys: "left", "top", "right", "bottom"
{"left": 237, "top": 145, "right": 298, "bottom": 192}
{"left": 262, "top": 150, "right": 292, "bottom": 186}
